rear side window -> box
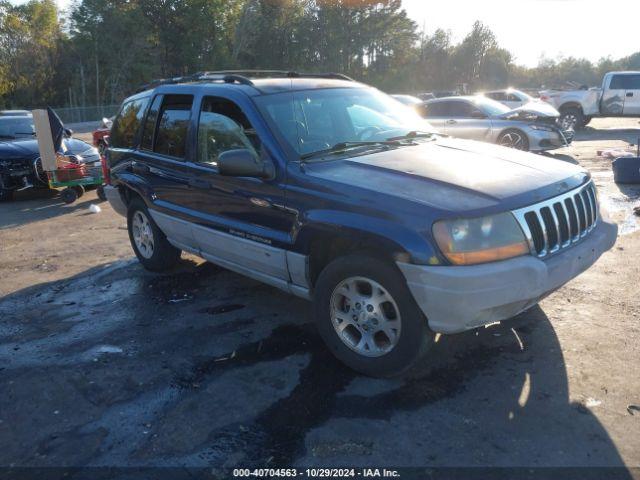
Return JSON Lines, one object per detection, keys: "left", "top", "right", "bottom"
{"left": 140, "top": 95, "right": 163, "bottom": 151}
{"left": 110, "top": 97, "right": 150, "bottom": 148}
{"left": 154, "top": 95, "right": 193, "bottom": 159}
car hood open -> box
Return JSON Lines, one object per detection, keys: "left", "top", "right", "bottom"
{"left": 304, "top": 137, "right": 588, "bottom": 213}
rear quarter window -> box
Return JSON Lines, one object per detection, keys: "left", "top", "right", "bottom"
{"left": 110, "top": 97, "right": 150, "bottom": 149}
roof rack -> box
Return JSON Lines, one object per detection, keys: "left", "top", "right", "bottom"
{"left": 135, "top": 70, "right": 354, "bottom": 93}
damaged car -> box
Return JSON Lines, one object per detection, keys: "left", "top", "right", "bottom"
{"left": 423, "top": 95, "right": 572, "bottom": 152}
{"left": 104, "top": 72, "right": 617, "bottom": 377}
{"left": 0, "top": 114, "right": 101, "bottom": 201}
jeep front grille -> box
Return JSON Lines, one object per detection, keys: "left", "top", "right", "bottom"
{"left": 512, "top": 182, "right": 598, "bottom": 258}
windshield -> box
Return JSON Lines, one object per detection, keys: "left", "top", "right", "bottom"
{"left": 0, "top": 116, "right": 35, "bottom": 139}
{"left": 256, "top": 88, "right": 438, "bottom": 157}
{"left": 471, "top": 96, "right": 512, "bottom": 116}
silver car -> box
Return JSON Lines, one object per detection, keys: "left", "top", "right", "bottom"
{"left": 423, "top": 96, "right": 573, "bottom": 152}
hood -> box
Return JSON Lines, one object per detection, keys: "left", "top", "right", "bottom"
{"left": 498, "top": 101, "right": 560, "bottom": 120}
{"left": 0, "top": 138, "right": 40, "bottom": 160}
{"left": 304, "top": 137, "right": 588, "bottom": 213}
{"left": 0, "top": 137, "right": 98, "bottom": 162}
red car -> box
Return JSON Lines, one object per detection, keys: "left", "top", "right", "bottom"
{"left": 92, "top": 117, "right": 112, "bottom": 156}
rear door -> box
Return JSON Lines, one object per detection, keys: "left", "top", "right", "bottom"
{"left": 601, "top": 74, "right": 627, "bottom": 115}
{"left": 622, "top": 74, "right": 640, "bottom": 115}
{"left": 132, "top": 94, "right": 196, "bottom": 248}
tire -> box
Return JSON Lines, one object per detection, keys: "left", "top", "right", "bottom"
{"left": 0, "top": 175, "right": 14, "bottom": 202}
{"left": 583, "top": 116, "right": 592, "bottom": 127}
{"left": 313, "top": 254, "right": 434, "bottom": 377}
{"left": 96, "top": 185, "right": 107, "bottom": 201}
{"left": 127, "top": 197, "right": 181, "bottom": 272}
{"left": 498, "top": 129, "right": 530, "bottom": 151}
{"left": 61, "top": 188, "right": 78, "bottom": 204}
{"left": 73, "top": 185, "right": 85, "bottom": 198}
{"left": 0, "top": 188, "right": 14, "bottom": 202}
{"left": 559, "top": 106, "right": 585, "bottom": 130}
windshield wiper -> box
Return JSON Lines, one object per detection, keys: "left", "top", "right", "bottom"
{"left": 300, "top": 140, "right": 402, "bottom": 160}
{"left": 386, "top": 131, "right": 435, "bottom": 141}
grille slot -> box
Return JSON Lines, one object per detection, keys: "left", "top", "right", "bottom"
{"left": 513, "top": 182, "right": 598, "bottom": 259}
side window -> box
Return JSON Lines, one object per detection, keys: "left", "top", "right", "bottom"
{"left": 506, "top": 93, "right": 521, "bottom": 102}
{"left": 610, "top": 75, "right": 626, "bottom": 90}
{"left": 625, "top": 75, "right": 640, "bottom": 90}
{"left": 197, "top": 97, "right": 260, "bottom": 166}
{"left": 487, "top": 92, "right": 504, "bottom": 101}
{"left": 448, "top": 101, "right": 473, "bottom": 118}
{"left": 110, "top": 97, "right": 150, "bottom": 149}
{"left": 424, "top": 102, "right": 449, "bottom": 117}
{"left": 141, "top": 95, "right": 163, "bottom": 151}
{"left": 154, "top": 95, "right": 193, "bottom": 159}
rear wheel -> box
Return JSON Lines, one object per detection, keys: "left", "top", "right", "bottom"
{"left": 314, "top": 254, "right": 434, "bottom": 377}
{"left": 559, "top": 106, "right": 585, "bottom": 130}
{"left": 498, "top": 129, "right": 529, "bottom": 151}
{"left": 61, "top": 187, "right": 78, "bottom": 204}
{"left": 127, "top": 197, "right": 181, "bottom": 272}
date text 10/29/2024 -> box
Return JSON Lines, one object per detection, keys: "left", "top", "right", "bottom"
{"left": 233, "top": 468, "right": 401, "bottom": 478}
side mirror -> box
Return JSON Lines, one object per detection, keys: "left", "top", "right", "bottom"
{"left": 217, "top": 149, "right": 274, "bottom": 179}
{"left": 64, "top": 128, "right": 73, "bottom": 138}
{"left": 471, "top": 110, "right": 486, "bottom": 119}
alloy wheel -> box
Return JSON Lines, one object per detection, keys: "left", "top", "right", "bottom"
{"left": 330, "top": 276, "right": 402, "bottom": 358}
{"left": 132, "top": 211, "right": 155, "bottom": 259}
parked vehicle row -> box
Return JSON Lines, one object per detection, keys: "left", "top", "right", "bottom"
{"left": 540, "top": 71, "right": 640, "bottom": 130}
{"left": 0, "top": 113, "right": 100, "bottom": 202}
{"left": 103, "top": 71, "right": 617, "bottom": 377}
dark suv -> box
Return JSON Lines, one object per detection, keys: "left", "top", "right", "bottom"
{"left": 105, "top": 71, "right": 617, "bottom": 377}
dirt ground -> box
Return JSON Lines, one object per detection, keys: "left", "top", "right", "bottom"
{"left": 0, "top": 119, "right": 639, "bottom": 473}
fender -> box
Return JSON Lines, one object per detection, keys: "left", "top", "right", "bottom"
{"left": 294, "top": 209, "right": 441, "bottom": 266}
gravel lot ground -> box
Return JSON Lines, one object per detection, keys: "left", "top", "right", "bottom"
{"left": 0, "top": 119, "right": 639, "bottom": 473}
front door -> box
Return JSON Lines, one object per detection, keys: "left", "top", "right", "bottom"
{"left": 442, "top": 100, "right": 492, "bottom": 142}
{"left": 185, "top": 94, "right": 296, "bottom": 281}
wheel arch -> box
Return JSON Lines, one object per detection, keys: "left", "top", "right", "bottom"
{"left": 294, "top": 213, "right": 440, "bottom": 288}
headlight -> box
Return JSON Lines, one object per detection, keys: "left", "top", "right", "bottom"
{"left": 529, "top": 124, "right": 555, "bottom": 132}
{"left": 432, "top": 212, "right": 529, "bottom": 265}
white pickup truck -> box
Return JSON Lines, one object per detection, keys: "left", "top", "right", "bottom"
{"left": 540, "top": 71, "right": 640, "bottom": 130}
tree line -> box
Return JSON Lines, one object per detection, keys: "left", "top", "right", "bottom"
{"left": 1, "top": 0, "right": 639, "bottom": 109}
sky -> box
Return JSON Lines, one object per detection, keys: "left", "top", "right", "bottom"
{"left": 9, "top": 0, "right": 640, "bottom": 67}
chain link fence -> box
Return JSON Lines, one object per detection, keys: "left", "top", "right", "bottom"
{"left": 51, "top": 105, "right": 121, "bottom": 124}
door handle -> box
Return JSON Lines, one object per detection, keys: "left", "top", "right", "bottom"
{"left": 446, "top": 119, "right": 457, "bottom": 124}
{"left": 131, "top": 163, "right": 149, "bottom": 175}
{"left": 626, "top": 92, "right": 634, "bottom": 97}
{"left": 188, "top": 178, "right": 211, "bottom": 189}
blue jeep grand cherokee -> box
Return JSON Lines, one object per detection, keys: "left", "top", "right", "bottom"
{"left": 105, "top": 72, "right": 617, "bottom": 377}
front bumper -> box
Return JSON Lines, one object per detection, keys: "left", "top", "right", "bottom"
{"left": 529, "top": 127, "right": 573, "bottom": 151}
{"left": 397, "top": 219, "right": 618, "bottom": 334}
{"left": 104, "top": 185, "right": 127, "bottom": 217}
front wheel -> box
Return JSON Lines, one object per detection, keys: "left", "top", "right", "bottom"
{"left": 0, "top": 175, "right": 14, "bottom": 202}
{"left": 127, "top": 198, "right": 181, "bottom": 272}
{"left": 498, "top": 129, "right": 530, "bottom": 151}
{"left": 314, "top": 254, "right": 434, "bottom": 377}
